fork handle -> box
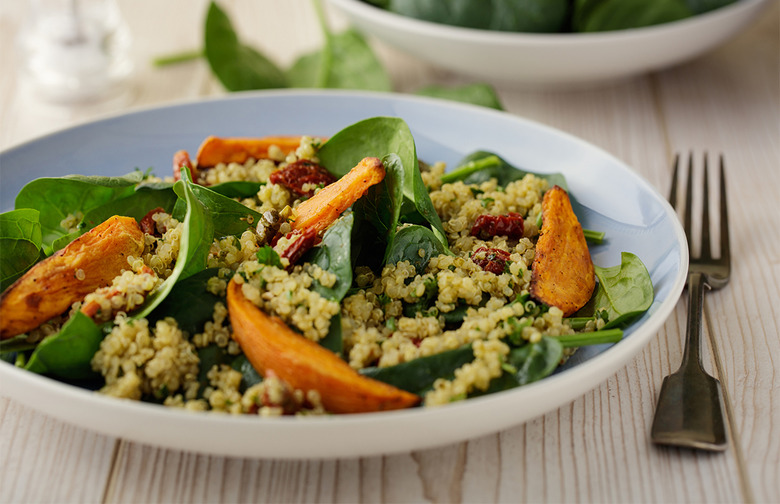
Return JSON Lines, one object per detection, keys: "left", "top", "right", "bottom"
{"left": 681, "top": 272, "right": 706, "bottom": 372}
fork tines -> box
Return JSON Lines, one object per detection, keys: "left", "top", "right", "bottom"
{"left": 669, "top": 153, "right": 729, "bottom": 264}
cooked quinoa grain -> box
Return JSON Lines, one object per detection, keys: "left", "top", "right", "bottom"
{"left": 14, "top": 131, "right": 630, "bottom": 418}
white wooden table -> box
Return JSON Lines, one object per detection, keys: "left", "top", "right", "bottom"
{"left": 1, "top": 1, "right": 778, "bottom": 502}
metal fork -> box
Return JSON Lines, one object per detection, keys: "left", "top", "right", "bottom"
{"left": 651, "top": 153, "right": 730, "bottom": 451}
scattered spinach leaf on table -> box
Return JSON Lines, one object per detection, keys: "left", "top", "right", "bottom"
{"left": 204, "top": 1, "right": 288, "bottom": 91}
{"left": 415, "top": 83, "right": 504, "bottom": 110}
{"left": 157, "top": 1, "right": 502, "bottom": 110}
{"left": 287, "top": 0, "right": 391, "bottom": 92}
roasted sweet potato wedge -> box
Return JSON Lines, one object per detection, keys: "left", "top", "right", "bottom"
{"left": 0, "top": 215, "right": 145, "bottom": 339}
{"left": 529, "top": 186, "right": 595, "bottom": 317}
{"left": 291, "top": 156, "right": 385, "bottom": 235}
{"left": 227, "top": 279, "right": 420, "bottom": 413}
{"left": 196, "top": 136, "right": 304, "bottom": 168}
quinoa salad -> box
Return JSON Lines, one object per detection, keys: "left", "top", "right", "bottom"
{"left": 0, "top": 117, "right": 654, "bottom": 416}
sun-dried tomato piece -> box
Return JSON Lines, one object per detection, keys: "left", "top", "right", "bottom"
{"left": 472, "top": 246, "right": 511, "bottom": 275}
{"left": 139, "top": 207, "right": 167, "bottom": 236}
{"left": 470, "top": 212, "right": 525, "bottom": 240}
{"left": 173, "top": 150, "right": 198, "bottom": 182}
{"left": 280, "top": 227, "right": 318, "bottom": 266}
{"left": 269, "top": 160, "right": 336, "bottom": 198}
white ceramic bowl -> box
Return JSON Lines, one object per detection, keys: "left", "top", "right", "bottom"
{"left": 0, "top": 90, "right": 687, "bottom": 458}
{"left": 327, "top": 0, "right": 769, "bottom": 87}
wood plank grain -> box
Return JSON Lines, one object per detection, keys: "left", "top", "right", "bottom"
{"left": 654, "top": 4, "right": 780, "bottom": 502}
{"left": 0, "top": 399, "right": 117, "bottom": 503}
{"left": 1, "top": 1, "right": 777, "bottom": 503}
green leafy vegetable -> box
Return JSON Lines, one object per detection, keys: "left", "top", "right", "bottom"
{"left": 573, "top": 0, "right": 691, "bottom": 32}
{"left": 317, "top": 116, "right": 448, "bottom": 249}
{"left": 384, "top": 0, "right": 570, "bottom": 32}
{"left": 14, "top": 171, "right": 144, "bottom": 253}
{"left": 576, "top": 251, "right": 654, "bottom": 328}
{"left": 360, "top": 345, "right": 475, "bottom": 395}
{"left": 0, "top": 209, "right": 43, "bottom": 291}
{"left": 368, "top": 0, "right": 734, "bottom": 33}
{"left": 288, "top": 21, "right": 391, "bottom": 91}
{"left": 385, "top": 225, "right": 446, "bottom": 275}
{"left": 304, "top": 213, "right": 355, "bottom": 302}
{"left": 134, "top": 169, "right": 214, "bottom": 320}
{"left": 157, "top": 1, "right": 501, "bottom": 110}
{"left": 208, "top": 181, "right": 264, "bottom": 199}
{"left": 186, "top": 183, "right": 262, "bottom": 238}
{"left": 204, "top": 2, "right": 288, "bottom": 91}
{"left": 303, "top": 213, "right": 356, "bottom": 354}
{"left": 147, "top": 268, "right": 224, "bottom": 335}
{"left": 256, "top": 245, "right": 284, "bottom": 268}
{"left": 415, "top": 83, "right": 504, "bottom": 110}
{"left": 24, "top": 312, "right": 103, "bottom": 380}
{"left": 352, "top": 153, "right": 405, "bottom": 259}
{"left": 445, "top": 150, "right": 568, "bottom": 190}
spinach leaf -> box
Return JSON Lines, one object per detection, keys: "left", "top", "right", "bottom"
{"left": 14, "top": 171, "right": 144, "bottom": 254}
{"left": 134, "top": 169, "right": 214, "bottom": 320}
{"left": 385, "top": 225, "right": 446, "bottom": 274}
{"left": 385, "top": 0, "right": 569, "bottom": 33}
{"left": 318, "top": 312, "right": 344, "bottom": 355}
{"left": 24, "top": 311, "right": 103, "bottom": 380}
{"left": 683, "top": 0, "right": 735, "bottom": 14}
{"left": 402, "top": 277, "right": 438, "bottom": 317}
{"left": 147, "top": 268, "right": 224, "bottom": 335}
{"left": 0, "top": 209, "right": 43, "bottom": 291}
{"left": 415, "top": 83, "right": 504, "bottom": 110}
{"left": 573, "top": 0, "right": 691, "bottom": 32}
{"left": 360, "top": 344, "right": 474, "bottom": 395}
{"left": 509, "top": 336, "right": 564, "bottom": 385}
{"left": 208, "top": 181, "right": 264, "bottom": 199}
{"left": 478, "top": 336, "right": 564, "bottom": 394}
{"left": 79, "top": 184, "right": 178, "bottom": 230}
{"left": 289, "top": 30, "right": 391, "bottom": 91}
{"left": 303, "top": 214, "right": 355, "bottom": 355}
{"left": 257, "top": 245, "right": 284, "bottom": 268}
{"left": 230, "top": 354, "right": 263, "bottom": 391}
{"left": 444, "top": 150, "right": 568, "bottom": 190}
{"left": 197, "top": 346, "right": 263, "bottom": 395}
{"left": 352, "top": 153, "right": 405, "bottom": 259}
{"left": 304, "top": 213, "right": 355, "bottom": 302}
{"left": 0, "top": 333, "right": 39, "bottom": 354}
{"left": 317, "top": 116, "right": 448, "bottom": 249}
{"left": 188, "top": 183, "right": 262, "bottom": 238}
{"left": 204, "top": 1, "right": 288, "bottom": 91}
{"left": 576, "top": 252, "right": 654, "bottom": 328}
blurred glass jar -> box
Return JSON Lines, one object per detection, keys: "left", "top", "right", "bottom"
{"left": 18, "top": 0, "right": 134, "bottom": 103}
